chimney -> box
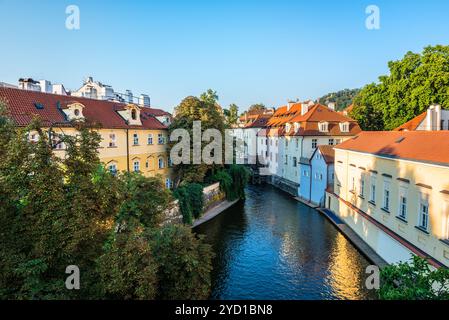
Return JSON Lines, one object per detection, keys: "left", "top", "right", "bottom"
{"left": 426, "top": 105, "right": 435, "bottom": 131}
{"left": 301, "top": 103, "right": 309, "bottom": 116}
{"left": 435, "top": 104, "right": 442, "bottom": 131}
{"left": 126, "top": 90, "right": 133, "bottom": 103}
{"left": 287, "top": 100, "right": 295, "bottom": 112}
{"left": 139, "top": 94, "right": 150, "bottom": 107}
{"left": 327, "top": 102, "right": 335, "bottom": 111}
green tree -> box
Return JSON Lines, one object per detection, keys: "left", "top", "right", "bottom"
{"left": 169, "top": 90, "right": 226, "bottom": 185}
{"left": 379, "top": 256, "right": 449, "bottom": 300}
{"left": 248, "top": 103, "right": 266, "bottom": 113}
{"left": 318, "top": 88, "right": 360, "bottom": 111}
{"left": 151, "top": 224, "right": 214, "bottom": 300}
{"left": 351, "top": 45, "right": 449, "bottom": 130}
{"left": 226, "top": 103, "right": 239, "bottom": 126}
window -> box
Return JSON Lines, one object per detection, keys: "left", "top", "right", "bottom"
{"left": 285, "top": 139, "right": 289, "bottom": 147}
{"left": 419, "top": 200, "right": 429, "bottom": 230}
{"left": 131, "top": 109, "right": 137, "bottom": 120}
{"left": 319, "top": 173, "right": 323, "bottom": 181}
{"left": 133, "top": 161, "right": 140, "bottom": 172}
{"left": 165, "top": 178, "right": 171, "bottom": 189}
{"left": 444, "top": 202, "right": 449, "bottom": 240}
{"left": 383, "top": 181, "right": 390, "bottom": 211}
{"left": 74, "top": 109, "right": 80, "bottom": 116}
{"left": 351, "top": 176, "right": 356, "bottom": 193}
{"left": 359, "top": 176, "right": 365, "bottom": 197}
{"left": 293, "top": 157, "right": 297, "bottom": 167}
{"left": 303, "top": 170, "right": 309, "bottom": 177}
{"left": 109, "top": 133, "right": 117, "bottom": 147}
{"left": 399, "top": 195, "right": 407, "bottom": 219}
{"left": 340, "top": 122, "right": 349, "bottom": 133}
{"left": 148, "top": 134, "right": 153, "bottom": 145}
{"left": 158, "top": 158, "right": 165, "bottom": 169}
{"left": 329, "top": 139, "right": 334, "bottom": 146}
{"left": 370, "top": 177, "right": 376, "bottom": 203}
{"left": 295, "top": 138, "right": 299, "bottom": 149}
{"left": 319, "top": 122, "right": 329, "bottom": 132}
{"left": 133, "top": 133, "right": 139, "bottom": 145}
{"left": 108, "top": 163, "right": 117, "bottom": 175}
{"left": 158, "top": 133, "right": 164, "bottom": 144}
{"left": 312, "top": 139, "right": 318, "bottom": 149}
{"left": 284, "top": 155, "right": 288, "bottom": 165}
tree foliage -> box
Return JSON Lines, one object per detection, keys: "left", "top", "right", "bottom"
{"left": 212, "top": 165, "right": 250, "bottom": 201}
{"left": 224, "top": 103, "right": 239, "bottom": 126}
{"left": 350, "top": 45, "right": 449, "bottom": 130}
{"left": 169, "top": 90, "right": 226, "bottom": 185}
{"left": 173, "top": 183, "right": 204, "bottom": 224}
{"left": 379, "top": 256, "right": 449, "bottom": 300}
{"left": 0, "top": 102, "right": 214, "bottom": 300}
{"left": 247, "top": 103, "right": 266, "bottom": 113}
{"left": 318, "top": 88, "right": 360, "bottom": 111}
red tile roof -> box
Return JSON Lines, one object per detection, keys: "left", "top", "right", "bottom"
{"left": 335, "top": 131, "right": 449, "bottom": 166}
{"left": 244, "top": 114, "right": 271, "bottom": 128}
{"left": 0, "top": 87, "right": 168, "bottom": 130}
{"left": 315, "top": 145, "right": 335, "bottom": 164}
{"left": 394, "top": 112, "right": 426, "bottom": 131}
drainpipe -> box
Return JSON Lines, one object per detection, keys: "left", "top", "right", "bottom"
{"left": 126, "top": 129, "right": 130, "bottom": 173}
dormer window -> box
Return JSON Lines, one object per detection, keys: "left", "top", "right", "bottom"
{"left": 340, "top": 122, "right": 350, "bottom": 133}
{"left": 63, "top": 102, "right": 85, "bottom": 121}
{"left": 294, "top": 122, "right": 300, "bottom": 133}
{"left": 319, "top": 121, "right": 329, "bottom": 132}
{"left": 117, "top": 104, "right": 142, "bottom": 126}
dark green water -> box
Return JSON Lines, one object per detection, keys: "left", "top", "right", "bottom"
{"left": 194, "top": 184, "right": 377, "bottom": 300}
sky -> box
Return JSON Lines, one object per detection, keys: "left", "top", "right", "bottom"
{"left": 1, "top": 0, "right": 449, "bottom": 112}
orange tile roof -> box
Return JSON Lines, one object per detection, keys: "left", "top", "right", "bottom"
{"left": 335, "top": 131, "right": 449, "bottom": 166}
{"left": 315, "top": 145, "right": 335, "bottom": 164}
{"left": 394, "top": 112, "right": 427, "bottom": 131}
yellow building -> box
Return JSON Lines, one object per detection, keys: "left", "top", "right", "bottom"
{"left": 0, "top": 87, "right": 173, "bottom": 187}
{"left": 326, "top": 131, "right": 449, "bottom": 268}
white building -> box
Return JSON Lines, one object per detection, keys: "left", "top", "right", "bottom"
{"left": 396, "top": 104, "right": 449, "bottom": 131}
{"left": 261, "top": 102, "right": 361, "bottom": 196}
{"left": 18, "top": 78, "right": 68, "bottom": 95}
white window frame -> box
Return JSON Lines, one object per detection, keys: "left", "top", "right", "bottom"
{"left": 418, "top": 196, "right": 430, "bottom": 231}
{"left": 383, "top": 180, "right": 390, "bottom": 212}
{"left": 148, "top": 134, "right": 153, "bottom": 145}
{"left": 158, "top": 157, "right": 165, "bottom": 169}
{"left": 312, "top": 139, "right": 317, "bottom": 149}
{"left": 133, "top": 133, "right": 139, "bottom": 145}
{"left": 398, "top": 186, "right": 408, "bottom": 220}
{"left": 109, "top": 133, "right": 116, "bottom": 147}
{"left": 133, "top": 160, "right": 140, "bottom": 172}
{"left": 370, "top": 175, "right": 376, "bottom": 203}
{"left": 158, "top": 133, "right": 164, "bottom": 145}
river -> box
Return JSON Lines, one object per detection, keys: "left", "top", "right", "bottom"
{"left": 194, "top": 184, "right": 377, "bottom": 300}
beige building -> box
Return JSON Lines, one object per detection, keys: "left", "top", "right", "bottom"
{"left": 326, "top": 131, "right": 449, "bottom": 268}
{"left": 0, "top": 87, "right": 173, "bottom": 187}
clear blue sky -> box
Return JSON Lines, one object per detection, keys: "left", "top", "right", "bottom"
{"left": 1, "top": 0, "right": 448, "bottom": 112}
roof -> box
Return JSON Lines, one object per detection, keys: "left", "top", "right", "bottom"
{"left": 0, "top": 87, "right": 168, "bottom": 130}
{"left": 244, "top": 114, "right": 271, "bottom": 128}
{"left": 314, "top": 145, "right": 335, "bottom": 164}
{"left": 394, "top": 112, "right": 426, "bottom": 131}
{"left": 335, "top": 131, "right": 449, "bottom": 166}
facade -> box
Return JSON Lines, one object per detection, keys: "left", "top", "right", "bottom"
{"left": 299, "top": 145, "right": 335, "bottom": 206}
{"left": 395, "top": 104, "right": 449, "bottom": 131}
{"left": 261, "top": 101, "right": 360, "bottom": 196}
{"left": 326, "top": 131, "right": 449, "bottom": 267}
{"left": 18, "top": 78, "right": 68, "bottom": 95}
{"left": 0, "top": 87, "right": 173, "bottom": 188}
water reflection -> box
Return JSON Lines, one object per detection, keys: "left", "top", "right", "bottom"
{"left": 194, "top": 184, "right": 376, "bottom": 300}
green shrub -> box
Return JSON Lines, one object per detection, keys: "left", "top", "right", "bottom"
{"left": 173, "top": 183, "right": 204, "bottom": 224}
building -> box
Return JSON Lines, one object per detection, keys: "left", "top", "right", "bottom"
{"left": 237, "top": 108, "right": 274, "bottom": 128}
{"left": 299, "top": 145, "right": 335, "bottom": 206}
{"left": 261, "top": 101, "right": 360, "bottom": 196}
{"left": 0, "top": 87, "right": 173, "bottom": 188}
{"left": 395, "top": 104, "right": 449, "bottom": 131}
{"left": 326, "top": 131, "right": 449, "bottom": 267}
{"left": 18, "top": 78, "right": 68, "bottom": 95}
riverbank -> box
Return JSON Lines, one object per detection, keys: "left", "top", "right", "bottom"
{"left": 192, "top": 199, "right": 240, "bottom": 228}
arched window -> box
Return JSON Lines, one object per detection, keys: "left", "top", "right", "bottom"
{"left": 108, "top": 163, "right": 117, "bottom": 176}
{"left": 74, "top": 109, "right": 80, "bottom": 116}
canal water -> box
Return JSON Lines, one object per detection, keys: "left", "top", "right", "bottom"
{"left": 194, "top": 184, "right": 377, "bottom": 300}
